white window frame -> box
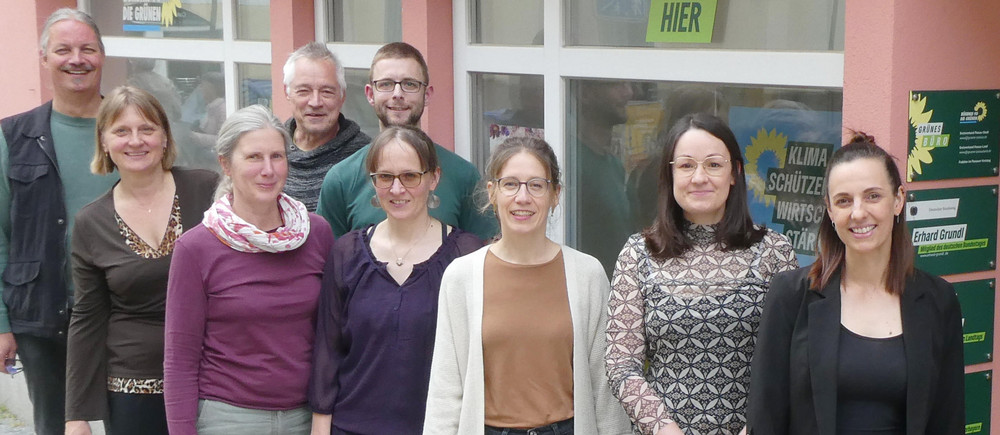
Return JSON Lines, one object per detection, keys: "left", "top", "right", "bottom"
{"left": 85, "top": 0, "right": 270, "bottom": 116}
{"left": 452, "top": 0, "right": 844, "bottom": 244}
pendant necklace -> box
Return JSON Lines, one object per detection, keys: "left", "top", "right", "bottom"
{"left": 390, "top": 219, "right": 433, "bottom": 266}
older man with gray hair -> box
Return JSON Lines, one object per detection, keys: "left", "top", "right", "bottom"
{"left": 282, "top": 41, "right": 370, "bottom": 211}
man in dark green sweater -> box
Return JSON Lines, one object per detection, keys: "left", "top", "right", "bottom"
{"left": 317, "top": 42, "right": 497, "bottom": 240}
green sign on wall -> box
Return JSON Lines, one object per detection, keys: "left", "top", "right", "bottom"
{"left": 954, "top": 279, "right": 995, "bottom": 366}
{"left": 907, "top": 185, "right": 997, "bottom": 276}
{"left": 907, "top": 89, "right": 1000, "bottom": 182}
{"left": 646, "top": 0, "right": 718, "bottom": 43}
{"left": 965, "top": 371, "right": 991, "bottom": 434}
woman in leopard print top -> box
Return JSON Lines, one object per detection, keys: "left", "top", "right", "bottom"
{"left": 65, "top": 86, "right": 218, "bottom": 435}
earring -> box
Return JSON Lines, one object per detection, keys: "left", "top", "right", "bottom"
{"left": 427, "top": 192, "right": 440, "bottom": 209}
{"left": 895, "top": 214, "right": 901, "bottom": 224}
{"left": 830, "top": 218, "right": 836, "bottom": 229}
{"left": 370, "top": 194, "right": 381, "bottom": 208}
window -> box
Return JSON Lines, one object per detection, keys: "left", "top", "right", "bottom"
{"left": 326, "top": 0, "right": 402, "bottom": 43}
{"left": 104, "top": 57, "right": 225, "bottom": 171}
{"left": 567, "top": 79, "right": 842, "bottom": 271}
{"left": 472, "top": 0, "right": 543, "bottom": 45}
{"left": 92, "top": 0, "right": 224, "bottom": 39}
{"left": 455, "top": 0, "right": 844, "bottom": 257}
{"left": 566, "top": 0, "right": 845, "bottom": 50}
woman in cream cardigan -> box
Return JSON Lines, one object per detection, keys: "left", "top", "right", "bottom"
{"left": 423, "top": 137, "right": 630, "bottom": 435}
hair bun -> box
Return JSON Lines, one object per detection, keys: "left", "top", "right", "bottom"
{"left": 847, "top": 130, "right": 876, "bottom": 145}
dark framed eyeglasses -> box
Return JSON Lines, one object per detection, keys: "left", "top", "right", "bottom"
{"left": 493, "top": 177, "right": 551, "bottom": 197}
{"left": 371, "top": 79, "right": 427, "bottom": 93}
{"left": 370, "top": 170, "right": 429, "bottom": 189}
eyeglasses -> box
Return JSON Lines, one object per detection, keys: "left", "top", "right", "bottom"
{"left": 4, "top": 358, "right": 21, "bottom": 376}
{"left": 670, "top": 156, "right": 731, "bottom": 177}
{"left": 371, "top": 79, "right": 427, "bottom": 93}
{"left": 370, "top": 170, "right": 428, "bottom": 189}
{"left": 493, "top": 177, "right": 551, "bottom": 197}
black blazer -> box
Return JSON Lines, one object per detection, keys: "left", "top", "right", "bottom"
{"left": 746, "top": 266, "right": 964, "bottom": 435}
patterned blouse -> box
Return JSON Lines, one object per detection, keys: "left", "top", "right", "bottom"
{"left": 606, "top": 224, "right": 797, "bottom": 435}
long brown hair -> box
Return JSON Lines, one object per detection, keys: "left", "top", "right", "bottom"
{"left": 643, "top": 113, "right": 764, "bottom": 259}
{"left": 808, "top": 132, "right": 913, "bottom": 294}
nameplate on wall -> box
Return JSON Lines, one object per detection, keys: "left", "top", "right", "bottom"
{"left": 953, "top": 279, "right": 995, "bottom": 366}
{"left": 965, "top": 370, "right": 991, "bottom": 434}
{"left": 907, "top": 185, "right": 997, "bottom": 276}
{"left": 908, "top": 90, "right": 1000, "bottom": 181}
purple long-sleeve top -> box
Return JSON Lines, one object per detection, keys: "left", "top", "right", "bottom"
{"left": 308, "top": 225, "right": 481, "bottom": 434}
{"left": 163, "top": 214, "right": 334, "bottom": 435}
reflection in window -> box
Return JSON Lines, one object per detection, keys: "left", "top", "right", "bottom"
{"left": 91, "top": 0, "right": 224, "bottom": 39}
{"left": 341, "top": 68, "right": 381, "bottom": 140}
{"left": 470, "top": 74, "right": 544, "bottom": 170}
{"left": 327, "top": 0, "right": 402, "bottom": 43}
{"left": 566, "top": 0, "right": 844, "bottom": 50}
{"left": 104, "top": 57, "right": 223, "bottom": 172}
{"left": 566, "top": 79, "right": 842, "bottom": 272}
{"left": 239, "top": 63, "right": 273, "bottom": 109}
{"left": 473, "top": 0, "right": 543, "bottom": 45}
{"left": 236, "top": 0, "right": 271, "bottom": 41}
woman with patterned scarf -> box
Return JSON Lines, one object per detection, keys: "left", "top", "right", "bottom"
{"left": 163, "top": 105, "right": 334, "bottom": 435}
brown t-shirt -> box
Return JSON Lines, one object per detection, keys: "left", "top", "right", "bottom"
{"left": 482, "top": 249, "right": 574, "bottom": 428}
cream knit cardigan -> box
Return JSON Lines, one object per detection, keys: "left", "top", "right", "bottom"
{"left": 423, "top": 245, "right": 632, "bottom": 434}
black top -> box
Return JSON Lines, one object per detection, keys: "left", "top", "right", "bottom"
{"left": 837, "top": 326, "right": 906, "bottom": 435}
{"left": 747, "top": 267, "right": 965, "bottom": 435}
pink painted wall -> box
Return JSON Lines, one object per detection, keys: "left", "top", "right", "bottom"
{"left": 270, "top": 0, "right": 315, "bottom": 122}
{"left": 844, "top": 0, "right": 1000, "bottom": 426}
{"left": 0, "top": 0, "right": 74, "bottom": 119}
{"left": 402, "top": 0, "right": 455, "bottom": 151}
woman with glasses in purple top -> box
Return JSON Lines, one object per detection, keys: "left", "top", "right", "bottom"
{"left": 308, "top": 125, "right": 481, "bottom": 434}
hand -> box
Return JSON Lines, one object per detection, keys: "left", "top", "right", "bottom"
{"left": 310, "top": 413, "right": 332, "bottom": 435}
{"left": 655, "top": 423, "right": 685, "bottom": 435}
{"left": 65, "top": 420, "right": 92, "bottom": 435}
{"left": 739, "top": 426, "right": 748, "bottom": 435}
{"left": 0, "top": 333, "right": 16, "bottom": 374}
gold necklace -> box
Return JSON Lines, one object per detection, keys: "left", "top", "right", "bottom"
{"left": 390, "top": 219, "right": 433, "bottom": 266}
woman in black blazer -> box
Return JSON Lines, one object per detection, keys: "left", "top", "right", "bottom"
{"left": 747, "top": 133, "right": 964, "bottom": 435}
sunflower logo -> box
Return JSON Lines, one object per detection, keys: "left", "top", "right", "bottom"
{"left": 162, "top": 0, "right": 182, "bottom": 27}
{"left": 975, "top": 101, "right": 987, "bottom": 121}
{"left": 906, "top": 93, "right": 935, "bottom": 182}
{"left": 745, "top": 128, "right": 787, "bottom": 206}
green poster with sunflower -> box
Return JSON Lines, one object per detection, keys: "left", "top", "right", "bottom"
{"left": 907, "top": 90, "right": 1000, "bottom": 182}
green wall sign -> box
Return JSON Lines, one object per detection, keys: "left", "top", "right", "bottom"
{"left": 646, "top": 0, "right": 718, "bottom": 43}
{"left": 954, "top": 279, "right": 995, "bottom": 365}
{"left": 965, "top": 371, "right": 992, "bottom": 434}
{"left": 907, "top": 185, "right": 997, "bottom": 276}
{"left": 907, "top": 89, "right": 1000, "bottom": 181}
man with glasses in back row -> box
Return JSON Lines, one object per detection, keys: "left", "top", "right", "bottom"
{"left": 317, "top": 42, "right": 497, "bottom": 241}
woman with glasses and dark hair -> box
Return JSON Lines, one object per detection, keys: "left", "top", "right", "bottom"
{"left": 309, "top": 125, "right": 481, "bottom": 434}
{"left": 747, "top": 133, "right": 964, "bottom": 435}
{"left": 65, "top": 86, "right": 218, "bottom": 435}
{"left": 423, "top": 137, "right": 631, "bottom": 435}
{"left": 605, "top": 113, "right": 798, "bottom": 435}
{"left": 163, "top": 105, "right": 334, "bottom": 435}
